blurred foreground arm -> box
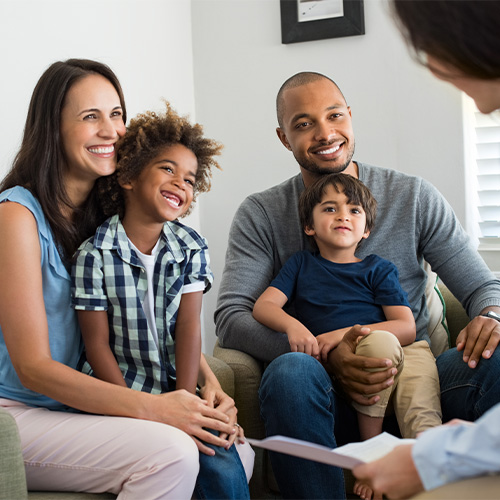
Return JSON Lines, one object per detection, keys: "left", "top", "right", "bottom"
{"left": 353, "top": 403, "right": 500, "bottom": 498}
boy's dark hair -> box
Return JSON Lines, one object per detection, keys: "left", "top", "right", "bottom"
{"left": 0, "top": 58, "right": 126, "bottom": 260}
{"left": 392, "top": 0, "right": 500, "bottom": 80}
{"left": 299, "top": 173, "right": 377, "bottom": 248}
{"left": 100, "top": 101, "right": 223, "bottom": 218}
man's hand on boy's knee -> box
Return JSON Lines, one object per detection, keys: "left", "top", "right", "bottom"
{"left": 456, "top": 313, "right": 500, "bottom": 369}
{"left": 326, "top": 325, "right": 397, "bottom": 405}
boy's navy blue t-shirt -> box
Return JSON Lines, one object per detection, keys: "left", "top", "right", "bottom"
{"left": 269, "top": 251, "right": 410, "bottom": 335}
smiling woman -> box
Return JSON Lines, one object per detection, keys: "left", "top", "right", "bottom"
{"left": 0, "top": 59, "right": 127, "bottom": 260}
{"left": 60, "top": 74, "right": 126, "bottom": 198}
{"left": 0, "top": 59, "right": 249, "bottom": 499}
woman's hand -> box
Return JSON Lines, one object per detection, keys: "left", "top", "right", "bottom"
{"left": 158, "top": 389, "right": 236, "bottom": 455}
{"left": 199, "top": 381, "right": 246, "bottom": 448}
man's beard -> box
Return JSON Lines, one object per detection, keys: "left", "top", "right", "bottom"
{"left": 294, "top": 140, "right": 355, "bottom": 175}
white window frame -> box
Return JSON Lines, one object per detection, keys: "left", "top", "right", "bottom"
{"left": 464, "top": 95, "right": 500, "bottom": 272}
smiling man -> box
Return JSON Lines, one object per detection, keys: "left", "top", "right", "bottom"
{"left": 275, "top": 75, "right": 355, "bottom": 182}
{"left": 215, "top": 72, "right": 500, "bottom": 499}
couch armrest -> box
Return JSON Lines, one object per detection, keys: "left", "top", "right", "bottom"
{"left": 213, "top": 340, "right": 265, "bottom": 439}
{"left": 411, "top": 474, "right": 500, "bottom": 499}
{"left": 437, "top": 283, "right": 469, "bottom": 347}
{"left": 0, "top": 407, "right": 28, "bottom": 500}
{"left": 204, "top": 354, "right": 235, "bottom": 399}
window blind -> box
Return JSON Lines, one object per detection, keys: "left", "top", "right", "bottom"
{"left": 473, "top": 109, "right": 500, "bottom": 246}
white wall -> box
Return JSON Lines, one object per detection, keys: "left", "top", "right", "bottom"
{"left": 0, "top": 0, "right": 198, "bottom": 175}
{"left": 191, "top": 0, "right": 467, "bottom": 355}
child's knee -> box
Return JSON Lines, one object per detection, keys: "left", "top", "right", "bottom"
{"left": 356, "top": 330, "right": 404, "bottom": 369}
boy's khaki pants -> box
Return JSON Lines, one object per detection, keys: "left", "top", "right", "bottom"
{"left": 352, "top": 330, "right": 442, "bottom": 438}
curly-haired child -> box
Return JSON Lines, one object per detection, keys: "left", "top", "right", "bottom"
{"left": 71, "top": 102, "right": 253, "bottom": 499}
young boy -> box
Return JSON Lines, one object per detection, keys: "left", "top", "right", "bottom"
{"left": 71, "top": 103, "right": 253, "bottom": 498}
{"left": 253, "top": 173, "right": 442, "bottom": 497}
{"left": 72, "top": 103, "right": 221, "bottom": 395}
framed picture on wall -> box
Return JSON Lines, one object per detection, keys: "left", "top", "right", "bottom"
{"left": 280, "top": 0, "right": 365, "bottom": 44}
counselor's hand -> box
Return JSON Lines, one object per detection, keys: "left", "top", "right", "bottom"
{"left": 325, "top": 325, "right": 397, "bottom": 406}
{"left": 456, "top": 312, "right": 500, "bottom": 368}
{"left": 159, "top": 389, "right": 236, "bottom": 455}
{"left": 353, "top": 444, "right": 424, "bottom": 499}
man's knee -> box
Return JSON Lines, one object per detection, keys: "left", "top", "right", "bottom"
{"left": 260, "top": 352, "right": 326, "bottom": 391}
{"left": 438, "top": 345, "right": 500, "bottom": 378}
{"left": 259, "top": 353, "right": 332, "bottom": 413}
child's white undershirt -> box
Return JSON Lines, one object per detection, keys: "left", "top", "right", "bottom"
{"left": 128, "top": 237, "right": 205, "bottom": 347}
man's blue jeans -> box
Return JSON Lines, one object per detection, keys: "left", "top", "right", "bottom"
{"left": 259, "top": 353, "right": 353, "bottom": 500}
{"left": 259, "top": 348, "right": 500, "bottom": 500}
{"left": 195, "top": 430, "right": 250, "bottom": 499}
{"left": 437, "top": 346, "right": 500, "bottom": 422}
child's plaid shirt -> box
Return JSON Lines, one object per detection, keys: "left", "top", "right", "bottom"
{"left": 71, "top": 214, "right": 213, "bottom": 393}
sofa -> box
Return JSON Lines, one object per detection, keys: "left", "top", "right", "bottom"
{"left": 0, "top": 355, "right": 235, "bottom": 500}
{"left": 3, "top": 286, "right": 498, "bottom": 499}
{"left": 212, "top": 282, "right": 497, "bottom": 499}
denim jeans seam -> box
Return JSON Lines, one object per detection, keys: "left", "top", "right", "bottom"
{"left": 323, "top": 384, "right": 334, "bottom": 413}
{"left": 440, "top": 382, "right": 482, "bottom": 394}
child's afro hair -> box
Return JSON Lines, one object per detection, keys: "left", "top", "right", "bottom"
{"left": 99, "top": 100, "right": 223, "bottom": 218}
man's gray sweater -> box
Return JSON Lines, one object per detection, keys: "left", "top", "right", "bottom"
{"left": 215, "top": 163, "right": 500, "bottom": 362}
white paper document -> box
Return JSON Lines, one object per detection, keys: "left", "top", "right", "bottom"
{"left": 247, "top": 432, "right": 415, "bottom": 469}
